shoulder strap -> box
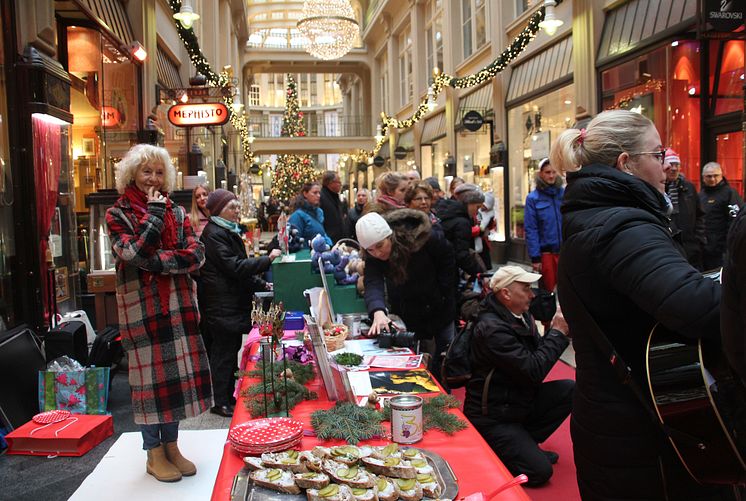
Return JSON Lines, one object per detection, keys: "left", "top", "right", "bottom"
{"left": 558, "top": 268, "right": 703, "bottom": 446}
{"left": 473, "top": 311, "right": 497, "bottom": 416}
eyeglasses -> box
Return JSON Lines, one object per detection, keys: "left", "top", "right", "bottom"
{"left": 629, "top": 147, "right": 666, "bottom": 165}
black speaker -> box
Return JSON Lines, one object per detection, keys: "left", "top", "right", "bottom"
{"left": 45, "top": 320, "right": 88, "bottom": 366}
{"left": 0, "top": 325, "right": 46, "bottom": 429}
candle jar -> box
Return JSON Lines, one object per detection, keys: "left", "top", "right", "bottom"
{"left": 389, "top": 395, "right": 423, "bottom": 444}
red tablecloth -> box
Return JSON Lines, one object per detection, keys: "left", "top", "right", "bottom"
{"left": 211, "top": 340, "right": 530, "bottom": 501}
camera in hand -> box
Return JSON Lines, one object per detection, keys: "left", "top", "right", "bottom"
{"left": 377, "top": 325, "right": 417, "bottom": 349}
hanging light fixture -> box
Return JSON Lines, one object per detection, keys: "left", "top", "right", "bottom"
{"left": 232, "top": 93, "right": 244, "bottom": 113}
{"left": 538, "top": 0, "right": 563, "bottom": 36}
{"left": 426, "top": 88, "right": 437, "bottom": 111}
{"left": 173, "top": 0, "right": 200, "bottom": 29}
{"left": 297, "top": 0, "right": 359, "bottom": 60}
{"left": 374, "top": 124, "right": 384, "bottom": 143}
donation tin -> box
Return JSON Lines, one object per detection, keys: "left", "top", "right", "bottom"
{"left": 389, "top": 395, "right": 423, "bottom": 444}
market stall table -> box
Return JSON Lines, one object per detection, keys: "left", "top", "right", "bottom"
{"left": 212, "top": 335, "right": 530, "bottom": 501}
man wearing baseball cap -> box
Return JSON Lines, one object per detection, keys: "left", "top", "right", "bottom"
{"left": 464, "top": 265, "right": 573, "bottom": 486}
{"left": 664, "top": 148, "right": 706, "bottom": 270}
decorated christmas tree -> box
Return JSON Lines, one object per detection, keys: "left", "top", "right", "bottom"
{"left": 271, "top": 74, "right": 318, "bottom": 202}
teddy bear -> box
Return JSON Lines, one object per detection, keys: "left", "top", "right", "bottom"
{"left": 345, "top": 258, "right": 365, "bottom": 294}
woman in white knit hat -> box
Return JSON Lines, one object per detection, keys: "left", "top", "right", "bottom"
{"left": 356, "top": 210, "right": 457, "bottom": 381}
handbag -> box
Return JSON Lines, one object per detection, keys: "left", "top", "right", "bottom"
{"left": 38, "top": 366, "right": 110, "bottom": 415}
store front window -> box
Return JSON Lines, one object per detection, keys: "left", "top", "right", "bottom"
{"left": 67, "top": 26, "right": 139, "bottom": 198}
{"left": 507, "top": 84, "right": 574, "bottom": 241}
{"left": 601, "top": 41, "right": 702, "bottom": 187}
{"left": 710, "top": 40, "right": 744, "bottom": 116}
{"left": 0, "top": 8, "right": 15, "bottom": 328}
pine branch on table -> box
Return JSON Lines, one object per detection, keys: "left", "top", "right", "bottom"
{"left": 311, "top": 402, "right": 385, "bottom": 445}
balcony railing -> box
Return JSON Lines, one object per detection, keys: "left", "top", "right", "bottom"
{"left": 246, "top": 115, "right": 372, "bottom": 138}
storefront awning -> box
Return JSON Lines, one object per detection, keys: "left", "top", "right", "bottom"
{"left": 397, "top": 130, "right": 414, "bottom": 151}
{"left": 506, "top": 35, "right": 573, "bottom": 107}
{"left": 421, "top": 112, "right": 446, "bottom": 144}
{"left": 457, "top": 84, "right": 493, "bottom": 125}
{"left": 157, "top": 46, "right": 183, "bottom": 90}
{"left": 597, "top": 0, "right": 697, "bottom": 67}
{"left": 56, "top": 0, "right": 136, "bottom": 52}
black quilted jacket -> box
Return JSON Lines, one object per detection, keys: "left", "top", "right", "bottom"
{"left": 558, "top": 164, "right": 725, "bottom": 500}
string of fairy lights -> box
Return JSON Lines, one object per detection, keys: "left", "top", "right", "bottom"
{"left": 167, "top": 0, "right": 560, "bottom": 165}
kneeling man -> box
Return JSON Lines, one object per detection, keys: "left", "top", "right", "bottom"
{"left": 465, "top": 265, "right": 574, "bottom": 486}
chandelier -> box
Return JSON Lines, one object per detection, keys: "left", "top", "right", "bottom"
{"left": 297, "top": 0, "right": 359, "bottom": 60}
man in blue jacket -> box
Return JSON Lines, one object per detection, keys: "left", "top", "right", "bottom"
{"left": 524, "top": 158, "right": 564, "bottom": 292}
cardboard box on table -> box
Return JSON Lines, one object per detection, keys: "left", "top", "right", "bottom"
{"left": 272, "top": 249, "right": 365, "bottom": 314}
{"left": 5, "top": 414, "right": 113, "bottom": 457}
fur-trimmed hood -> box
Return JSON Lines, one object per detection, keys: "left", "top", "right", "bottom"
{"left": 383, "top": 208, "right": 431, "bottom": 253}
{"left": 534, "top": 171, "right": 565, "bottom": 191}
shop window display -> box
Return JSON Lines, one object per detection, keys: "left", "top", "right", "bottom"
{"left": 709, "top": 40, "right": 744, "bottom": 116}
{"left": 601, "top": 41, "right": 702, "bottom": 188}
{"left": 507, "top": 84, "right": 574, "bottom": 241}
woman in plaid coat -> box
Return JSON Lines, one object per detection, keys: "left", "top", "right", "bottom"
{"left": 106, "top": 144, "right": 212, "bottom": 483}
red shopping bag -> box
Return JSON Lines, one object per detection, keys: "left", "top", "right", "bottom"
{"left": 5, "top": 414, "right": 113, "bottom": 457}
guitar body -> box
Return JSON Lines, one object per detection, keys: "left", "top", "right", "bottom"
{"left": 646, "top": 324, "right": 746, "bottom": 485}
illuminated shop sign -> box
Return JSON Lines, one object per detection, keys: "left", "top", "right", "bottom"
{"left": 167, "top": 103, "right": 230, "bottom": 126}
{"left": 100, "top": 106, "right": 121, "bottom": 127}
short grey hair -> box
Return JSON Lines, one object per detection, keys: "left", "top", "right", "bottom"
{"left": 702, "top": 161, "right": 722, "bottom": 174}
{"left": 114, "top": 144, "right": 176, "bottom": 194}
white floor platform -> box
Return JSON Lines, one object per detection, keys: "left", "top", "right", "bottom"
{"left": 68, "top": 429, "right": 228, "bottom": 501}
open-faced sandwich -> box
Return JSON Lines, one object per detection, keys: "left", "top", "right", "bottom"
{"left": 262, "top": 450, "right": 309, "bottom": 473}
{"left": 322, "top": 460, "right": 376, "bottom": 488}
{"left": 243, "top": 456, "right": 265, "bottom": 471}
{"left": 306, "top": 483, "right": 355, "bottom": 501}
{"left": 407, "top": 457, "right": 434, "bottom": 476}
{"left": 349, "top": 486, "right": 378, "bottom": 501}
{"left": 300, "top": 450, "right": 324, "bottom": 472}
{"left": 373, "top": 476, "right": 400, "bottom": 501}
{"left": 294, "top": 471, "right": 331, "bottom": 490}
{"left": 371, "top": 443, "right": 401, "bottom": 460}
{"left": 415, "top": 473, "right": 441, "bottom": 498}
{"left": 251, "top": 468, "right": 302, "bottom": 494}
{"left": 393, "top": 478, "right": 423, "bottom": 501}
{"left": 360, "top": 455, "right": 416, "bottom": 479}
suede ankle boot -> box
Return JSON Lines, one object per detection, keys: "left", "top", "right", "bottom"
{"left": 164, "top": 441, "right": 197, "bottom": 476}
{"left": 146, "top": 444, "right": 182, "bottom": 482}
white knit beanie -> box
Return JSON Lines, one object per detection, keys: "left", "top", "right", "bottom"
{"left": 356, "top": 212, "right": 392, "bottom": 249}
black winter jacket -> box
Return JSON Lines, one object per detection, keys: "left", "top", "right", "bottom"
{"left": 559, "top": 164, "right": 723, "bottom": 500}
{"left": 363, "top": 209, "right": 456, "bottom": 338}
{"left": 665, "top": 174, "right": 706, "bottom": 269}
{"left": 199, "top": 221, "right": 271, "bottom": 333}
{"left": 320, "top": 186, "right": 349, "bottom": 243}
{"left": 464, "top": 293, "right": 568, "bottom": 420}
{"left": 699, "top": 179, "right": 743, "bottom": 263}
{"left": 722, "top": 209, "right": 746, "bottom": 385}
{"left": 434, "top": 199, "right": 483, "bottom": 276}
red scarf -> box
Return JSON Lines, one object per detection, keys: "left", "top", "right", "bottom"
{"left": 377, "top": 194, "right": 405, "bottom": 209}
{"left": 123, "top": 184, "right": 178, "bottom": 314}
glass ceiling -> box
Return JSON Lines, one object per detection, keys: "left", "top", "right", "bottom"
{"left": 245, "top": 0, "right": 362, "bottom": 50}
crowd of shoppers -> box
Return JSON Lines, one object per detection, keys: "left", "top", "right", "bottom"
{"left": 107, "top": 128, "right": 745, "bottom": 497}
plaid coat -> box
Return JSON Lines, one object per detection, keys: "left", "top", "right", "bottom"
{"left": 106, "top": 196, "right": 212, "bottom": 424}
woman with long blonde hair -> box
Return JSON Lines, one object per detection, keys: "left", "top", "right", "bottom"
{"left": 190, "top": 183, "right": 211, "bottom": 237}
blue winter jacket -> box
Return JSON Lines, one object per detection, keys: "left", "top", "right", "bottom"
{"left": 524, "top": 185, "right": 564, "bottom": 262}
{"left": 288, "top": 203, "right": 333, "bottom": 247}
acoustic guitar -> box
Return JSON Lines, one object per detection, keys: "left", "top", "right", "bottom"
{"left": 646, "top": 323, "right": 746, "bottom": 485}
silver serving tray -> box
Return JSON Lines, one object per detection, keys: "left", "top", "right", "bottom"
{"left": 231, "top": 448, "right": 459, "bottom": 501}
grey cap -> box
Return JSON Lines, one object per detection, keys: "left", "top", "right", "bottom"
{"left": 454, "top": 183, "right": 485, "bottom": 205}
{"left": 424, "top": 176, "right": 441, "bottom": 191}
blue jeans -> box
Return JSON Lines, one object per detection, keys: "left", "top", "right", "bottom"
{"left": 141, "top": 422, "right": 179, "bottom": 450}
